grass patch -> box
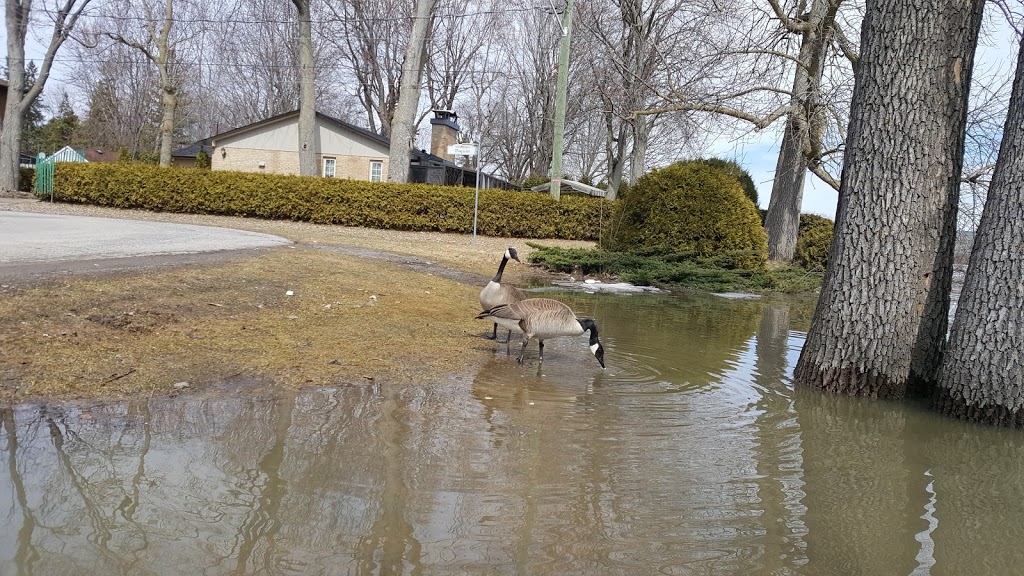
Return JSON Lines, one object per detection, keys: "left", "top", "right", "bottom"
{"left": 527, "top": 246, "right": 822, "bottom": 293}
{"left": 0, "top": 247, "right": 492, "bottom": 402}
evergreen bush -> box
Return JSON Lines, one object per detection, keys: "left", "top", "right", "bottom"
{"left": 604, "top": 161, "right": 768, "bottom": 268}
{"left": 697, "top": 158, "right": 759, "bottom": 206}
{"left": 795, "top": 214, "right": 834, "bottom": 272}
{"left": 53, "top": 163, "right": 609, "bottom": 240}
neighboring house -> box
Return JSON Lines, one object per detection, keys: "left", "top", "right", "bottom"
{"left": 171, "top": 138, "right": 212, "bottom": 168}
{"left": 81, "top": 148, "right": 119, "bottom": 163}
{"left": 200, "top": 109, "right": 517, "bottom": 189}
{"left": 43, "top": 146, "right": 87, "bottom": 164}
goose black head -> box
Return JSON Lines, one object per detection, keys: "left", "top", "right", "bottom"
{"left": 579, "top": 318, "right": 606, "bottom": 369}
{"left": 506, "top": 246, "right": 522, "bottom": 263}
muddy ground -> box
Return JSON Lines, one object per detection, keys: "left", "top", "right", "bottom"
{"left": 0, "top": 198, "right": 594, "bottom": 402}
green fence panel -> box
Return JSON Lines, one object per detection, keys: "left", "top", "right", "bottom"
{"left": 34, "top": 160, "right": 54, "bottom": 196}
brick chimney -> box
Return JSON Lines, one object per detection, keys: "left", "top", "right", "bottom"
{"left": 429, "top": 110, "right": 460, "bottom": 162}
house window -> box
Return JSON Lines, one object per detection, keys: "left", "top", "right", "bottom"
{"left": 323, "top": 157, "right": 336, "bottom": 178}
{"left": 370, "top": 160, "right": 383, "bottom": 182}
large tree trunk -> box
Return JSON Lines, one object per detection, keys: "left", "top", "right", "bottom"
{"left": 627, "top": 116, "right": 651, "bottom": 186}
{"left": 763, "top": 119, "right": 807, "bottom": 261}
{"left": 388, "top": 0, "right": 436, "bottom": 183}
{"left": 933, "top": 42, "right": 1024, "bottom": 426}
{"left": 157, "top": 82, "right": 176, "bottom": 167}
{"left": 792, "top": 0, "right": 984, "bottom": 399}
{"left": 293, "top": 0, "right": 317, "bottom": 177}
{"left": 764, "top": 0, "right": 838, "bottom": 263}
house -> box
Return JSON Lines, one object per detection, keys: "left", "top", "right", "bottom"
{"left": 42, "top": 146, "right": 87, "bottom": 164}
{"left": 199, "top": 109, "right": 517, "bottom": 189}
{"left": 171, "top": 138, "right": 212, "bottom": 168}
{"left": 81, "top": 148, "right": 119, "bottom": 163}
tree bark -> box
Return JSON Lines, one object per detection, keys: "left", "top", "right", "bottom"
{"left": 764, "top": 0, "right": 839, "bottom": 262}
{"left": 792, "top": 0, "right": 984, "bottom": 399}
{"left": 293, "top": 0, "right": 317, "bottom": 177}
{"left": 933, "top": 41, "right": 1024, "bottom": 426}
{"left": 388, "top": 0, "right": 436, "bottom": 183}
{"left": 2, "top": 0, "right": 90, "bottom": 191}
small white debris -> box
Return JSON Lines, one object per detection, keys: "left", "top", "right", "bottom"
{"left": 484, "top": 395, "right": 493, "bottom": 400}
{"left": 173, "top": 381, "right": 191, "bottom": 389}
{"left": 323, "top": 304, "right": 332, "bottom": 309}
{"left": 584, "top": 278, "right": 599, "bottom": 284}
{"left": 529, "top": 402, "right": 535, "bottom": 406}
{"left": 285, "top": 290, "right": 294, "bottom": 296}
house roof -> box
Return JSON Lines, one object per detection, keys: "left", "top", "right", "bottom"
{"left": 172, "top": 137, "right": 213, "bottom": 158}
{"left": 211, "top": 110, "right": 389, "bottom": 148}
{"left": 41, "top": 146, "right": 87, "bottom": 163}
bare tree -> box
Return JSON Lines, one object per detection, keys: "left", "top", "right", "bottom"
{"left": 793, "top": 0, "right": 985, "bottom": 398}
{"left": 935, "top": 37, "right": 1024, "bottom": 426}
{"left": 388, "top": 0, "right": 437, "bottom": 182}
{"left": 292, "top": 0, "right": 316, "bottom": 176}
{"left": 1, "top": 0, "right": 93, "bottom": 192}
{"left": 98, "top": 0, "right": 188, "bottom": 167}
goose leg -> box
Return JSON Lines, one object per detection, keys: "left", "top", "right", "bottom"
{"left": 517, "top": 336, "right": 530, "bottom": 364}
{"left": 538, "top": 340, "right": 545, "bottom": 362}
{"left": 485, "top": 323, "right": 498, "bottom": 340}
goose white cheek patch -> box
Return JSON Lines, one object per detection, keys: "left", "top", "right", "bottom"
{"left": 590, "top": 344, "right": 600, "bottom": 355}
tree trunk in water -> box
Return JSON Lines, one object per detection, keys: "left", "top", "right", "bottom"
{"left": 792, "top": 0, "right": 983, "bottom": 399}
{"left": 934, "top": 42, "right": 1024, "bottom": 426}
{"left": 764, "top": 119, "right": 807, "bottom": 261}
{"left": 388, "top": 0, "right": 436, "bottom": 183}
{"left": 294, "top": 0, "right": 317, "bottom": 177}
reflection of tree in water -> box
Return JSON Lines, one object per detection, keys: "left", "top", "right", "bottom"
{"left": 2, "top": 407, "right": 40, "bottom": 576}
{"left": 354, "top": 384, "right": 424, "bottom": 575}
{"left": 793, "top": 390, "right": 928, "bottom": 575}
{"left": 748, "top": 301, "right": 808, "bottom": 572}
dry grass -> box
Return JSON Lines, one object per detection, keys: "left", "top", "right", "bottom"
{"left": 0, "top": 200, "right": 596, "bottom": 402}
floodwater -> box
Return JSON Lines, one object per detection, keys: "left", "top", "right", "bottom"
{"left": 3, "top": 291, "right": 1024, "bottom": 575}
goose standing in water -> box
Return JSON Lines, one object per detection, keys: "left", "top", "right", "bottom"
{"left": 476, "top": 298, "right": 606, "bottom": 368}
{"left": 479, "top": 247, "right": 526, "bottom": 342}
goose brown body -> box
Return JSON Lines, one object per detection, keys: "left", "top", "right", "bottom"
{"left": 476, "top": 298, "right": 606, "bottom": 368}
{"left": 480, "top": 247, "right": 524, "bottom": 341}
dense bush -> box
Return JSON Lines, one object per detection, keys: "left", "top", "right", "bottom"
{"left": 18, "top": 167, "right": 35, "bottom": 192}
{"left": 53, "top": 163, "right": 610, "bottom": 240}
{"left": 195, "top": 149, "right": 211, "bottom": 169}
{"left": 604, "top": 161, "right": 768, "bottom": 269}
{"left": 795, "top": 214, "right": 834, "bottom": 272}
{"left": 695, "top": 158, "right": 759, "bottom": 206}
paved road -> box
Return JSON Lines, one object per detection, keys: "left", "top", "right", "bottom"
{"left": 0, "top": 212, "right": 291, "bottom": 280}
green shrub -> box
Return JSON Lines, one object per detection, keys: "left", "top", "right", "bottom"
{"left": 18, "top": 167, "right": 35, "bottom": 192}
{"left": 195, "top": 149, "right": 211, "bottom": 169}
{"left": 604, "top": 161, "right": 768, "bottom": 269}
{"left": 795, "top": 214, "right": 834, "bottom": 272}
{"left": 696, "top": 158, "right": 759, "bottom": 206}
{"left": 53, "top": 163, "right": 611, "bottom": 240}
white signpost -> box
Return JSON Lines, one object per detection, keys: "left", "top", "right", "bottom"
{"left": 448, "top": 142, "right": 482, "bottom": 243}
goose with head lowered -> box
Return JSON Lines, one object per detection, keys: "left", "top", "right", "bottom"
{"left": 476, "top": 298, "right": 606, "bottom": 368}
{"left": 479, "top": 247, "right": 526, "bottom": 342}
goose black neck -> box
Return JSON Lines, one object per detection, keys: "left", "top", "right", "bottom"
{"left": 493, "top": 256, "right": 509, "bottom": 283}
{"left": 578, "top": 318, "right": 600, "bottom": 344}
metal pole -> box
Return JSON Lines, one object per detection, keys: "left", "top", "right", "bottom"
{"left": 549, "top": 0, "right": 575, "bottom": 202}
{"left": 473, "top": 141, "right": 481, "bottom": 243}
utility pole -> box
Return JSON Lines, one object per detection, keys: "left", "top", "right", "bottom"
{"left": 549, "top": 0, "right": 575, "bottom": 201}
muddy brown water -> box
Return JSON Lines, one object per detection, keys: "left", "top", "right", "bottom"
{"left": 2, "top": 291, "right": 1023, "bottom": 575}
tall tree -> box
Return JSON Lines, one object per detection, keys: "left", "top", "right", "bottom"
{"left": 1, "top": 0, "right": 92, "bottom": 192}
{"left": 101, "top": 0, "right": 181, "bottom": 167}
{"left": 292, "top": 0, "right": 317, "bottom": 177}
{"left": 934, "top": 40, "right": 1024, "bottom": 426}
{"left": 792, "top": 0, "right": 984, "bottom": 398}
{"left": 388, "top": 0, "right": 437, "bottom": 182}
{"left": 761, "top": 0, "right": 846, "bottom": 262}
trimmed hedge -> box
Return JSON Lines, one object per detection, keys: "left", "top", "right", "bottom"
{"left": 604, "top": 161, "right": 768, "bottom": 269}
{"left": 795, "top": 214, "right": 834, "bottom": 272}
{"left": 53, "top": 163, "right": 611, "bottom": 240}
{"left": 696, "top": 158, "right": 759, "bottom": 207}
{"left": 19, "top": 167, "right": 34, "bottom": 192}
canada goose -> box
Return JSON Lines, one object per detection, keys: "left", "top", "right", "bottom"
{"left": 479, "top": 247, "right": 526, "bottom": 342}
{"left": 476, "top": 298, "right": 606, "bottom": 368}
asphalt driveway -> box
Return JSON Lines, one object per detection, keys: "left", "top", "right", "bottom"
{"left": 0, "top": 211, "right": 291, "bottom": 280}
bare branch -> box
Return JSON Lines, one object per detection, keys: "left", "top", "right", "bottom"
{"left": 810, "top": 163, "right": 841, "bottom": 191}
{"left": 766, "top": 0, "right": 813, "bottom": 32}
